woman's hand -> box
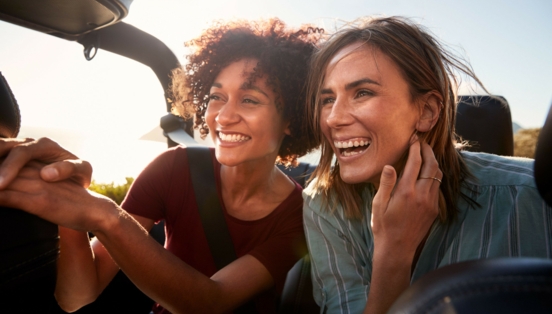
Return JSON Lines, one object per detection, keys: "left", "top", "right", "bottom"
{"left": 0, "top": 160, "right": 116, "bottom": 232}
{"left": 365, "top": 137, "right": 442, "bottom": 314}
{"left": 371, "top": 137, "right": 442, "bottom": 259}
{"left": 0, "top": 137, "right": 92, "bottom": 189}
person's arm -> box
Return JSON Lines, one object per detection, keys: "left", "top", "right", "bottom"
{"left": 54, "top": 213, "right": 154, "bottom": 312}
{"left": 364, "top": 140, "right": 441, "bottom": 314}
{"left": 0, "top": 162, "right": 273, "bottom": 313}
{"left": 303, "top": 198, "right": 369, "bottom": 314}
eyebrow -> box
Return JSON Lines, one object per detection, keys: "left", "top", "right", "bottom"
{"left": 210, "top": 82, "right": 269, "bottom": 98}
{"left": 240, "top": 82, "right": 269, "bottom": 98}
{"left": 320, "top": 78, "right": 380, "bottom": 94}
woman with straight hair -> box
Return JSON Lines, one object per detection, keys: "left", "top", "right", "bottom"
{"left": 303, "top": 16, "right": 551, "bottom": 314}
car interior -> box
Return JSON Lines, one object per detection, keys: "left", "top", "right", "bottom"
{"left": 1, "top": 1, "right": 551, "bottom": 313}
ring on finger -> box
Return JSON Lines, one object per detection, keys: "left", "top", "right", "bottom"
{"left": 419, "top": 176, "right": 442, "bottom": 184}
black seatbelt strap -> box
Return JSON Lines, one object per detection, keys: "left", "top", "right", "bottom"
{"left": 186, "top": 146, "right": 258, "bottom": 313}
{"left": 186, "top": 146, "right": 237, "bottom": 269}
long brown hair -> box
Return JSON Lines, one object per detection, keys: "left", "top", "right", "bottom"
{"left": 306, "top": 16, "right": 485, "bottom": 221}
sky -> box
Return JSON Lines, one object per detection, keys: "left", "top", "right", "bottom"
{"left": 0, "top": 0, "right": 551, "bottom": 183}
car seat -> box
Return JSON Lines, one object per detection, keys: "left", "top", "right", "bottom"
{"left": 0, "top": 72, "right": 60, "bottom": 312}
{"left": 455, "top": 95, "right": 514, "bottom": 156}
{"left": 534, "top": 102, "right": 552, "bottom": 207}
{"left": 387, "top": 257, "right": 552, "bottom": 314}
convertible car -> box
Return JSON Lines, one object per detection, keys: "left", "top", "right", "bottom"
{"left": 1, "top": 1, "right": 551, "bottom": 313}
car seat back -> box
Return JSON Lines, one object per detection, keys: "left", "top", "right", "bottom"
{"left": 455, "top": 95, "right": 514, "bottom": 156}
{"left": 534, "top": 102, "right": 552, "bottom": 207}
{"left": 387, "top": 258, "right": 552, "bottom": 314}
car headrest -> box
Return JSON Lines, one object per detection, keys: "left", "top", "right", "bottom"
{"left": 455, "top": 96, "right": 513, "bottom": 156}
{"left": 0, "top": 72, "right": 21, "bottom": 138}
{"left": 388, "top": 258, "right": 552, "bottom": 314}
{"left": 534, "top": 102, "right": 552, "bottom": 207}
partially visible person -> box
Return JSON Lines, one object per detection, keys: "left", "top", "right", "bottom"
{"left": 302, "top": 16, "right": 552, "bottom": 314}
{"left": 0, "top": 72, "right": 61, "bottom": 313}
{"left": 0, "top": 18, "right": 321, "bottom": 313}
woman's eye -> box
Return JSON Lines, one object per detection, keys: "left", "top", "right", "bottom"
{"left": 320, "top": 97, "right": 335, "bottom": 106}
{"left": 243, "top": 98, "right": 260, "bottom": 105}
{"left": 208, "top": 94, "right": 220, "bottom": 101}
{"left": 355, "top": 89, "right": 373, "bottom": 98}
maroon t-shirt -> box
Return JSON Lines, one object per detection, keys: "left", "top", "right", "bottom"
{"left": 121, "top": 146, "right": 306, "bottom": 313}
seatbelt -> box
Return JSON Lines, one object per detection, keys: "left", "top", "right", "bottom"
{"left": 186, "top": 146, "right": 237, "bottom": 269}
{"left": 186, "top": 147, "right": 258, "bottom": 313}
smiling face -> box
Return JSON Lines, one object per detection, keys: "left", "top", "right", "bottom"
{"left": 319, "top": 43, "right": 421, "bottom": 185}
{"left": 205, "top": 58, "right": 290, "bottom": 167}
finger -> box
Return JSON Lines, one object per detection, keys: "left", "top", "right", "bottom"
{"left": 0, "top": 137, "right": 34, "bottom": 157}
{"left": 399, "top": 137, "right": 422, "bottom": 186}
{"left": 419, "top": 142, "right": 440, "bottom": 178}
{"left": 41, "top": 160, "right": 93, "bottom": 188}
{"left": 429, "top": 168, "right": 443, "bottom": 196}
{"left": 372, "top": 165, "right": 397, "bottom": 219}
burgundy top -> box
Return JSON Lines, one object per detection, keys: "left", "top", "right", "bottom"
{"left": 122, "top": 146, "right": 306, "bottom": 313}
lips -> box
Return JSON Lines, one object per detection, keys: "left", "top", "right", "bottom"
{"left": 333, "top": 139, "right": 371, "bottom": 156}
{"left": 218, "top": 131, "right": 251, "bottom": 143}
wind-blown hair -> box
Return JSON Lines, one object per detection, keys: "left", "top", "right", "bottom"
{"left": 170, "top": 18, "right": 322, "bottom": 166}
{"left": 305, "top": 16, "right": 486, "bottom": 220}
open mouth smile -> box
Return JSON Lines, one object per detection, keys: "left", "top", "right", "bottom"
{"left": 218, "top": 132, "right": 251, "bottom": 143}
{"left": 334, "top": 139, "right": 371, "bottom": 157}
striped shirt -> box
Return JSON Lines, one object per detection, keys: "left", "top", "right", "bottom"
{"left": 303, "top": 151, "right": 552, "bottom": 314}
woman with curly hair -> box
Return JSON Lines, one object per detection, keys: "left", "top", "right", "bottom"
{"left": 0, "top": 19, "right": 320, "bottom": 313}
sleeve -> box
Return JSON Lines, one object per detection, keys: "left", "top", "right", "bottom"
{"left": 121, "top": 148, "right": 180, "bottom": 222}
{"left": 303, "top": 196, "right": 370, "bottom": 314}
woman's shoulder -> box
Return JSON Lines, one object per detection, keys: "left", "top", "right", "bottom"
{"left": 460, "top": 151, "right": 535, "bottom": 188}
{"left": 302, "top": 178, "right": 372, "bottom": 221}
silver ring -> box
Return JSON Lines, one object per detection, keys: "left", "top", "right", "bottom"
{"left": 419, "top": 177, "right": 442, "bottom": 184}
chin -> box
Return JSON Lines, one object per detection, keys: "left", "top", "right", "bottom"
{"left": 339, "top": 167, "right": 376, "bottom": 185}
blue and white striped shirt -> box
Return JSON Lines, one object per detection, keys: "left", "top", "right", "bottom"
{"left": 303, "top": 151, "right": 552, "bottom": 314}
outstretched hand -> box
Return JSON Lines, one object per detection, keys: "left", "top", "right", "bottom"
{"left": 0, "top": 137, "right": 92, "bottom": 189}
{"left": 371, "top": 136, "right": 442, "bottom": 260}
{"left": 0, "top": 160, "right": 115, "bottom": 232}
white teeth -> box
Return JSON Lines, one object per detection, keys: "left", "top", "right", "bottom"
{"left": 333, "top": 140, "right": 371, "bottom": 149}
{"left": 219, "top": 132, "right": 250, "bottom": 142}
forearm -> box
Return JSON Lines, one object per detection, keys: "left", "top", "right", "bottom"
{"left": 55, "top": 227, "right": 102, "bottom": 312}
{"left": 93, "top": 207, "right": 228, "bottom": 314}
{"left": 363, "top": 247, "right": 413, "bottom": 314}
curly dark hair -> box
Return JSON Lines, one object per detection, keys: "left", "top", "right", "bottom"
{"left": 170, "top": 18, "right": 322, "bottom": 166}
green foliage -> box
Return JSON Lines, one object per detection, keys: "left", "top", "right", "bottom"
{"left": 88, "top": 177, "right": 135, "bottom": 205}
{"left": 514, "top": 128, "right": 541, "bottom": 158}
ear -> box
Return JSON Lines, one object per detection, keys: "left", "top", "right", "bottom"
{"left": 283, "top": 121, "right": 291, "bottom": 136}
{"left": 416, "top": 92, "right": 443, "bottom": 133}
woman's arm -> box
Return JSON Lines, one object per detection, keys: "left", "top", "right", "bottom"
{"left": 0, "top": 162, "right": 273, "bottom": 313}
{"left": 365, "top": 140, "right": 441, "bottom": 314}
{"left": 54, "top": 213, "right": 154, "bottom": 312}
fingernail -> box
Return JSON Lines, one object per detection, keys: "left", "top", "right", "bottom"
{"left": 410, "top": 133, "right": 419, "bottom": 145}
{"left": 42, "top": 167, "right": 59, "bottom": 180}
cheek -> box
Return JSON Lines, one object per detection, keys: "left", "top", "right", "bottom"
{"left": 319, "top": 108, "right": 331, "bottom": 136}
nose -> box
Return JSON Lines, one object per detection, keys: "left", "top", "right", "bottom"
{"left": 325, "top": 97, "right": 353, "bottom": 129}
{"left": 215, "top": 98, "right": 240, "bottom": 126}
